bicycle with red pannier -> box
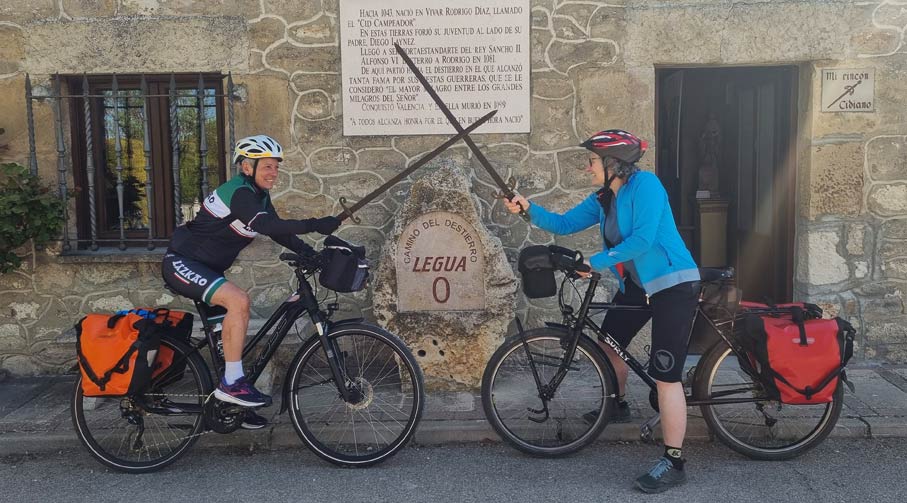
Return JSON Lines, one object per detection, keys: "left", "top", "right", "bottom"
{"left": 482, "top": 245, "right": 855, "bottom": 460}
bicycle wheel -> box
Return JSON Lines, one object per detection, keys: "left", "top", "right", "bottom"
{"left": 72, "top": 335, "right": 212, "bottom": 473}
{"left": 287, "top": 323, "right": 425, "bottom": 467}
{"left": 481, "top": 327, "right": 617, "bottom": 457}
{"left": 694, "top": 342, "right": 843, "bottom": 460}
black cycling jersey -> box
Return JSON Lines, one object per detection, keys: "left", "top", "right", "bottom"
{"left": 168, "top": 175, "right": 315, "bottom": 271}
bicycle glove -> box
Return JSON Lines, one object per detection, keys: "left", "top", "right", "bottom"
{"left": 311, "top": 216, "right": 341, "bottom": 235}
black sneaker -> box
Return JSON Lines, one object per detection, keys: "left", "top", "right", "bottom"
{"left": 634, "top": 457, "right": 687, "bottom": 493}
{"left": 213, "top": 376, "right": 272, "bottom": 408}
{"left": 582, "top": 400, "right": 631, "bottom": 425}
{"left": 240, "top": 410, "right": 269, "bottom": 430}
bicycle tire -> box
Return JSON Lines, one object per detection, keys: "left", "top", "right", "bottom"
{"left": 72, "top": 335, "right": 212, "bottom": 473}
{"left": 694, "top": 342, "right": 843, "bottom": 460}
{"left": 481, "top": 327, "right": 617, "bottom": 457}
{"left": 286, "top": 323, "right": 425, "bottom": 467}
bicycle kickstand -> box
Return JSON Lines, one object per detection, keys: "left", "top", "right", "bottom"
{"left": 640, "top": 413, "right": 661, "bottom": 444}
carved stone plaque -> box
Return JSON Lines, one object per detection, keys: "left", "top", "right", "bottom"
{"left": 395, "top": 211, "right": 486, "bottom": 311}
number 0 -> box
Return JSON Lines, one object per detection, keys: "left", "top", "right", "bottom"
{"left": 432, "top": 277, "right": 450, "bottom": 303}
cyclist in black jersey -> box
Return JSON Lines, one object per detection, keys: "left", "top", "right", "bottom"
{"left": 161, "top": 135, "right": 340, "bottom": 427}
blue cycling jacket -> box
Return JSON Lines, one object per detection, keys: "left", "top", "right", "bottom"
{"left": 527, "top": 171, "right": 700, "bottom": 295}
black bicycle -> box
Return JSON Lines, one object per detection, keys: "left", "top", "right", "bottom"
{"left": 482, "top": 246, "right": 843, "bottom": 460}
{"left": 72, "top": 246, "right": 425, "bottom": 473}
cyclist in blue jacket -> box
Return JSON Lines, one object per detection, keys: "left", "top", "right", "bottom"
{"left": 504, "top": 130, "right": 700, "bottom": 493}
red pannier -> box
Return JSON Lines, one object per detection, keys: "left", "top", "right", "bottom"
{"left": 738, "top": 303, "right": 855, "bottom": 405}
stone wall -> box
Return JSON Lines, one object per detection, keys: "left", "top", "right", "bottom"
{"left": 0, "top": 0, "right": 905, "bottom": 374}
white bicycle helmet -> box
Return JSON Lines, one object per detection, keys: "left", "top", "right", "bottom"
{"left": 232, "top": 135, "right": 284, "bottom": 164}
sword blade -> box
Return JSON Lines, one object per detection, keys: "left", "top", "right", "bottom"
{"left": 395, "top": 43, "right": 529, "bottom": 221}
{"left": 336, "top": 109, "right": 498, "bottom": 221}
{"left": 395, "top": 43, "right": 510, "bottom": 192}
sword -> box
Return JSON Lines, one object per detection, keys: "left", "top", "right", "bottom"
{"left": 335, "top": 109, "right": 497, "bottom": 223}
{"left": 394, "top": 43, "right": 530, "bottom": 222}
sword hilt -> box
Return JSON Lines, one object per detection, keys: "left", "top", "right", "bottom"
{"left": 495, "top": 177, "right": 530, "bottom": 223}
{"left": 337, "top": 197, "right": 362, "bottom": 224}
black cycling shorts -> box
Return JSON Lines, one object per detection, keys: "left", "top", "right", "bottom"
{"left": 601, "top": 279, "right": 700, "bottom": 383}
{"left": 161, "top": 252, "right": 227, "bottom": 305}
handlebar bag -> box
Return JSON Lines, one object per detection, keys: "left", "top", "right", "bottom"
{"left": 319, "top": 235, "right": 369, "bottom": 293}
{"left": 738, "top": 308, "right": 855, "bottom": 404}
{"left": 518, "top": 245, "right": 557, "bottom": 298}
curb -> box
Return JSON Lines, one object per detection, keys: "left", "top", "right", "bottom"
{"left": 3, "top": 414, "right": 895, "bottom": 458}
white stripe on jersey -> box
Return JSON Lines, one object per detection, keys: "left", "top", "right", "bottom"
{"left": 229, "top": 219, "right": 258, "bottom": 238}
{"left": 203, "top": 191, "right": 231, "bottom": 218}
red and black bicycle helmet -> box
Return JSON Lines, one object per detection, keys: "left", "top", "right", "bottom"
{"left": 580, "top": 129, "right": 648, "bottom": 166}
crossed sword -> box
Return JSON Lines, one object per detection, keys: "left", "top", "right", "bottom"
{"left": 335, "top": 43, "right": 527, "bottom": 223}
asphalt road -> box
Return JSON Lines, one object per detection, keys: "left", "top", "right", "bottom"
{"left": 2, "top": 438, "right": 902, "bottom": 502}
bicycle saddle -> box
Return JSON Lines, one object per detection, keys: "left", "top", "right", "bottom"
{"left": 699, "top": 267, "right": 734, "bottom": 282}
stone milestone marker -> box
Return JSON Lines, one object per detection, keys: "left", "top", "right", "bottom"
{"left": 373, "top": 165, "right": 517, "bottom": 390}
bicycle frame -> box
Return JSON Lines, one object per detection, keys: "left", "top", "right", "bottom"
{"left": 169, "top": 264, "right": 361, "bottom": 405}
{"left": 523, "top": 272, "right": 765, "bottom": 412}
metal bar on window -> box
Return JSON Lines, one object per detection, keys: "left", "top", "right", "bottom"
{"left": 169, "top": 74, "right": 182, "bottom": 224}
{"left": 227, "top": 72, "right": 236, "bottom": 176}
{"left": 82, "top": 74, "right": 99, "bottom": 251}
{"left": 141, "top": 75, "right": 154, "bottom": 250}
{"left": 52, "top": 75, "right": 71, "bottom": 252}
{"left": 197, "top": 73, "right": 209, "bottom": 198}
{"left": 112, "top": 74, "right": 127, "bottom": 250}
{"left": 25, "top": 74, "right": 38, "bottom": 177}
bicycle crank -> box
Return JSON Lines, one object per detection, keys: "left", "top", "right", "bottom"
{"left": 203, "top": 399, "right": 245, "bottom": 434}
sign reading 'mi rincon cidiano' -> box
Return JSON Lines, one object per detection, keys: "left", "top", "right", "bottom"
{"left": 821, "top": 68, "right": 875, "bottom": 112}
{"left": 395, "top": 211, "right": 486, "bottom": 312}
{"left": 339, "top": 0, "right": 530, "bottom": 135}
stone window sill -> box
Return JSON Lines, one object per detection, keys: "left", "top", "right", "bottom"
{"left": 56, "top": 248, "right": 167, "bottom": 264}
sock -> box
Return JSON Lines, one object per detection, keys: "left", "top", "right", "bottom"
{"left": 617, "top": 393, "right": 628, "bottom": 406}
{"left": 664, "top": 445, "right": 685, "bottom": 470}
{"left": 224, "top": 361, "right": 244, "bottom": 385}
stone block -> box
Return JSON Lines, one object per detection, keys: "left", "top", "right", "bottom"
{"left": 867, "top": 136, "right": 907, "bottom": 182}
{"left": 558, "top": 148, "right": 593, "bottom": 190}
{"left": 0, "top": 1, "right": 55, "bottom": 23}
{"left": 529, "top": 95, "right": 576, "bottom": 150}
{"left": 309, "top": 146, "right": 356, "bottom": 176}
{"left": 512, "top": 152, "right": 557, "bottom": 194}
{"left": 846, "top": 223, "right": 866, "bottom": 255}
{"left": 293, "top": 116, "right": 342, "bottom": 155}
{"left": 850, "top": 28, "right": 900, "bottom": 56}
{"left": 295, "top": 89, "right": 333, "bottom": 120}
{"left": 574, "top": 66, "right": 651, "bottom": 143}
{"left": 233, "top": 75, "right": 293, "bottom": 150}
{"left": 809, "top": 143, "right": 864, "bottom": 218}
{"left": 552, "top": 5, "right": 595, "bottom": 39}
{"left": 263, "top": 0, "right": 323, "bottom": 23}
{"left": 532, "top": 71, "right": 574, "bottom": 100}
{"left": 356, "top": 148, "right": 408, "bottom": 181}
{"left": 588, "top": 7, "right": 627, "bottom": 41}
{"left": 25, "top": 17, "right": 248, "bottom": 74}
{"left": 61, "top": 0, "right": 116, "bottom": 17}
{"left": 868, "top": 183, "right": 907, "bottom": 217}
{"left": 548, "top": 39, "right": 618, "bottom": 75}
{"left": 373, "top": 165, "right": 517, "bottom": 390}
{"left": 796, "top": 229, "right": 849, "bottom": 286}
{"left": 288, "top": 15, "right": 336, "bottom": 45}
{"left": 882, "top": 257, "right": 907, "bottom": 280}
{"left": 881, "top": 218, "right": 907, "bottom": 240}
{"left": 864, "top": 317, "right": 907, "bottom": 346}
{"left": 529, "top": 27, "right": 553, "bottom": 70}
{"left": 119, "top": 0, "right": 261, "bottom": 17}
{"left": 0, "top": 24, "right": 24, "bottom": 75}
{"left": 265, "top": 43, "right": 338, "bottom": 74}
{"left": 248, "top": 16, "right": 287, "bottom": 53}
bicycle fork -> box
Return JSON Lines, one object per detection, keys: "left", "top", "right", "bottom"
{"left": 313, "top": 319, "right": 363, "bottom": 405}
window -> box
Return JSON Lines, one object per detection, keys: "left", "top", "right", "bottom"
{"left": 65, "top": 74, "right": 230, "bottom": 251}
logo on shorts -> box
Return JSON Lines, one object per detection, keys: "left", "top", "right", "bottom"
{"left": 172, "top": 260, "right": 209, "bottom": 287}
{"left": 653, "top": 350, "right": 675, "bottom": 373}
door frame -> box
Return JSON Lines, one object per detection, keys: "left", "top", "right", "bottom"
{"left": 654, "top": 65, "right": 799, "bottom": 302}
